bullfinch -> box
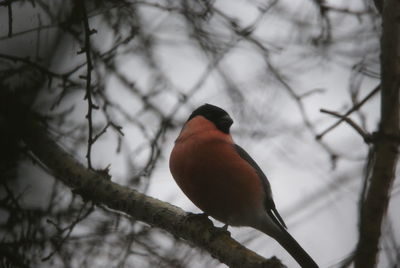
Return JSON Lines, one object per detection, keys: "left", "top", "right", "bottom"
{"left": 169, "top": 104, "right": 318, "bottom": 268}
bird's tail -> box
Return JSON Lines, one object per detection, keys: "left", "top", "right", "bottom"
{"left": 257, "top": 222, "right": 318, "bottom": 268}
{"left": 273, "top": 228, "right": 318, "bottom": 268}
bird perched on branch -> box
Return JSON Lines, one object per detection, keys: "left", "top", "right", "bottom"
{"left": 169, "top": 103, "right": 318, "bottom": 268}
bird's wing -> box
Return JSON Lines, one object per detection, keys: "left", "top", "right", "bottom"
{"left": 233, "top": 144, "right": 287, "bottom": 230}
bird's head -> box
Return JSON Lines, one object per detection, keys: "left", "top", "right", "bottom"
{"left": 187, "top": 104, "right": 233, "bottom": 134}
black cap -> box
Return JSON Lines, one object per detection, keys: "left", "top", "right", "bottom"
{"left": 188, "top": 104, "right": 233, "bottom": 134}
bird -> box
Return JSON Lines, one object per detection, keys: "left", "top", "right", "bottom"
{"left": 169, "top": 103, "right": 318, "bottom": 268}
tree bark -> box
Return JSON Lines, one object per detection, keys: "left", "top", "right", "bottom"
{"left": 355, "top": 0, "right": 400, "bottom": 267}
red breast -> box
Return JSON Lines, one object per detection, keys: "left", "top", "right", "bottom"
{"left": 170, "top": 116, "right": 265, "bottom": 226}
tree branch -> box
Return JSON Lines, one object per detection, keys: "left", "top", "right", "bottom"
{"left": 319, "top": 109, "right": 372, "bottom": 143}
{"left": 77, "top": 0, "right": 97, "bottom": 169}
{"left": 316, "top": 85, "right": 380, "bottom": 140}
{"left": 21, "top": 117, "right": 284, "bottom": 268}
{"left": 355, "top": 0, "right": 400, "bottom": 267}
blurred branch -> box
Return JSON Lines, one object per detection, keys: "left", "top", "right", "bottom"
{"left": 0, "top": 53, "right": 70, "bottom": 81}
{"left": 321, "top": 3, "right": 371, "bottom": 16}
{"left": 355, "top": 0, "right": 400, "bottom": 267}
{"left": 317, "top": 85, "right": 380, "bottom": 140}
{"left": 267, "top": 61, "right": 341, "bottom": 167}
{"left": 21, "top": 117, "right": 285, "bottom": 268}
{"left": 215, "top": 1, "right": 341, "bottom": 165}
{"left": 0, "top": 244, "right": 29, "bottom": 268}
{"left": 320, "top": 109, "right": 372, "bottom": 143}
{"left": 42, "top": 202, "right": 94, "bottom": 261}
{"left": 6, "top": 0, "right": 13, "bottom": 37}
{"left": 373, "top": 0, "right": 383, "bottom": 13}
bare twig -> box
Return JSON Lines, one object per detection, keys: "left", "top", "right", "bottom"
{"left": 42, "top": 202, "right": 94, "bottom": 261}
{"left": 78, "top": 1, "right": 98, "bottom": 169}
{"left": 321, "top": 4, "right": 372, "bottom": 16}
{"left": 320, "top": 109, "right": 372, "bottom": 143}
{"left": 35, "top": 14, "right": 42, "bottom": 61}
{"left": 91, "top": 122, "right": 123, "bottom": 144}
{"left": 317, "top": 85, "right": 380, "bottom": 140}
{"left": 299, "top": 88, "right": 326, "bottom": 98}
{"left": 0, "top": 53, "right": 71, "bottom": 81}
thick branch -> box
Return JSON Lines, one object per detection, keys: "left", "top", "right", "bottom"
{"left": 21, "top": 118, "right": 284, "bottom": 268}
{"left": 355, "top": 0, "right": 400, "bottom": 267}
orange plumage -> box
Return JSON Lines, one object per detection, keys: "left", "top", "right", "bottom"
{"left": 170, "top": 116, "right": 265, "bottom": 225}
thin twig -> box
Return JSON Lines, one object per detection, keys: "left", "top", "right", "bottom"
{"left": 317, "top": 85, "right": 380, "bottom": 140}
{"left": 320, "top": 109, "right": 372, "bottom": 143}
{"left": 321, "top": 4, "right": 371, "bottom": 15}
{"left": 42, "top": 203, "right": 94, "bottom": 261}
{"left": 0, "top": 53, "right": 68, "bottom": 80}
{"left": 91, "top": 122, "right": 123, "bottom": 145}
{"left": 78, "top": 1, "right": 97, "bottom": 169}
{"left": 91, "top": 123, "right": 110, "bottom": 144}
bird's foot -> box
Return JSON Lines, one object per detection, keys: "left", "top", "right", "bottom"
{"left": 207, "top": 224, "right": 231, "bottom": 242}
